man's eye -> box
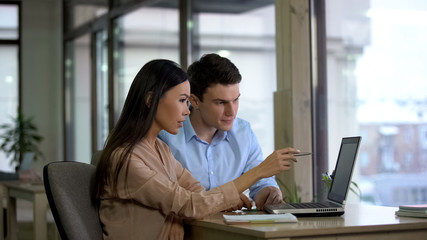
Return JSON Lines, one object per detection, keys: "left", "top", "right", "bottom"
{"left": 179, "top": 99, "right": 187, "bottom": 103}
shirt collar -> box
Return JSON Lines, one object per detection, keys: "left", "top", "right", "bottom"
{"left": 183, "top": 115, "right": 230, "bottom": 143}
{"left": 212, "top": 129, "right": 229, "bottom": 144}
{"left": 183, "top": 115, "right": 196, "bottom": 142}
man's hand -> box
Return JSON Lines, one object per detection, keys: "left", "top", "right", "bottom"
{"left": 256, "top": 148, "right": 299, "bottom": 179}
{"left": 224, "top": 193, "right": 253, "bottom": 211}
{"left": 254, "top": 186, "right": 283, "bottom": 210}
{"left": 169, "top": 217, "right": 184, "bottom": 240}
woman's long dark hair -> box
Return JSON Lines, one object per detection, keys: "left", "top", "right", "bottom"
{"left": 94, "top": 59, "right": 188, "bottom": 198}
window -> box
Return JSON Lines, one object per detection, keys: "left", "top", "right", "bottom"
{"left": 324, "top": 0, "right": 427, "bottom": 206}
{"left": 0, "top": 3, "right": 18, "bottom": 39}
{"left": 0, "top": 2, "right": 19, "bottom": 171}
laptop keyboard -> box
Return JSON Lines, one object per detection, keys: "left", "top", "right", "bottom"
{"left": 274, "top": 202, "right": 330, "bottom": 209}
{"left": 290, "top": 202, "right": 329, "bottom": 208}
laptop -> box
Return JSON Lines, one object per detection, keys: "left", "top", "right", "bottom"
{"left": 265, "top": 136, "right": 361, "bottom": 217}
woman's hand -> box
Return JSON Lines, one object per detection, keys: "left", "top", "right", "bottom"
{"left": 223, "top": 193, "right": 253, "bottom": 211}
{"left": 256, "top": 147, "right": 299, "bottom": 178}
{"left": 169, "top": 217, "right": 184, "bottom": 240}
{"left": 254, "top": 186, "right": 283, "bottom": 210}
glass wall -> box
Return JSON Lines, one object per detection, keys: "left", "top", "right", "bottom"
{"left": 65, "top": 34, "right": 92, "bottom": 163}
{"left": 63, "top": 0, "right": 108, "bottom": 33}
{"left": 113, "top": 5, "right": 180, "bottom": 122}
{"left": 192, "top": 2, "right": 276, "bottom": 157}
{"left": 62, "top": 0, "right": 275, "bottom": 164}
{"left": 96, "top": 30, "right": 109, "bottom": 150}
{"left": 0, "top": 3, "right": 19, "bottom": 171}
{"left": 325, "top": 0, "right": 427, "bottom": 206}
{"left": 64, "top": 0, "right": 180, "bottom": 159}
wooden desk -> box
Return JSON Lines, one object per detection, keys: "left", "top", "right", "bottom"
{"left": 0, "top": 181, "right": 48, "bottom": 240}
{"left": 184, "top": 204, "right": 427, "bottom": 240}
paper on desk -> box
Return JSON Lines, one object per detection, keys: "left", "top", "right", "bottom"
{"left": 223, "top": 213, "right": 298, "bottom": 224}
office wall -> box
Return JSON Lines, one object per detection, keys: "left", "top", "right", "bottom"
{"left": 21, "top": 0, "right": 63, "bottom": 171}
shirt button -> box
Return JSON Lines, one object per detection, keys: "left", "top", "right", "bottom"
{"left": 210, "top": 171, "right": 214, "bottom": 175}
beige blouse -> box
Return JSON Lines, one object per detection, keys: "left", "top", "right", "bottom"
{"left": 99, "top": 138, "right": 241, "bottom": 240}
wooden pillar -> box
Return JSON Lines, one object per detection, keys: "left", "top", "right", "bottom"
{"left": 274, "top": 0, "right": 313, "bottom": 202}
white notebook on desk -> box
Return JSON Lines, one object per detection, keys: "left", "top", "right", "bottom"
{"left": 223, "top": 213, "right": 297, "bottom": 225}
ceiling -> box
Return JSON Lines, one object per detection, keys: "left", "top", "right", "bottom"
{"left": 65, "top": 0, "right": 274, "bottom": 14}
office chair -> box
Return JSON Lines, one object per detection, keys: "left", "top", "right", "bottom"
{"left": 43, "top": 162, "right": 103, "bottom": 240}
{"left": 91, "top": 150, "right": 102, "bottom": 166}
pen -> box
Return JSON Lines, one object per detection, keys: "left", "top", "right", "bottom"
{"left": 294, "top": 152, "right": 312, "bottom": 157}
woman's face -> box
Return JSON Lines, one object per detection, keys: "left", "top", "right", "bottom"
{"left": 154, "top": 80, "right": 191, "bottom": 135}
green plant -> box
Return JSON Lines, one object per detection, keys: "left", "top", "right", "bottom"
{"left": 0, "top": 109, "right": 44, "bottom": 168}
{"left": 322, "top": 171, "right": 361, "bottom": 199}
{"left": 276, "top": 177, "right": 301, "bottom": 203}
{"left": 276, "top": 171, "right": 362, "bottom": 204}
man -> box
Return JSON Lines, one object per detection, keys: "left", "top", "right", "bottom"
{"left": 159, "top": 53, "right": 298, "bottom": 210}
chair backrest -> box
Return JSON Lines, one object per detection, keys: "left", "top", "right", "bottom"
{"left": 91, "top": 150, "right": 102, "bottom": 166}
{"left": 43, "top": 161, "right": 103, "bottom": 240}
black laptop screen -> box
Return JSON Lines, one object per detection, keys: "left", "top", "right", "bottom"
{"left": 328, "top": 137, "right": 361, "bottom": 204}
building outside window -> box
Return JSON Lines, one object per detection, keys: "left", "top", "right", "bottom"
{"left": 325, "top": 0, "right": 427, "bottom": 206}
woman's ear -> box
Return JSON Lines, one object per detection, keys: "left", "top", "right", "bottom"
{"left": 189, "top": 94, "right": 200, "bottom": 110}
{"left": 145, "top": 92, "right": 152, "bottom": 107}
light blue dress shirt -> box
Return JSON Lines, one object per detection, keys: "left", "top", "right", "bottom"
{"left": 158, "top": 115, "right": 279, "bottom": 200}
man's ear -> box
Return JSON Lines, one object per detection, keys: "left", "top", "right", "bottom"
{"left": 145, "top": 92, "right": 152, "bottom": 107}
{"left": 189, "top": 94, "right": 200, "bottom": 110}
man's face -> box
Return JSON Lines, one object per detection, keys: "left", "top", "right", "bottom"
{"left": 191, "top": 83, "right": 240, "bottom": 131}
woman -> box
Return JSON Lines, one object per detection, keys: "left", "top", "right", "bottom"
{"left": 94, "top": 59, "right": 299, "bottom": 240}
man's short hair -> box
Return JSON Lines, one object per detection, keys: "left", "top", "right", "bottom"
{"left": 187, "top": 53, "right": 242, "bottom": 101}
